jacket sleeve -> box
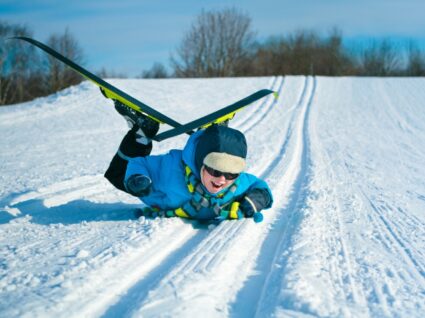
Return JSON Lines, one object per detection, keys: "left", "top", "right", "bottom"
{"left": 124, "top": 150, "right": 183, "bottom": 194}
{"left": 125, "top": 153, "right": 168, "bottom": 188}
{"left": 125, "top": 156, "right": 153, "bottom": 183}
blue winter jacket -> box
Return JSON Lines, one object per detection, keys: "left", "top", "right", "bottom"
{"left": 125, "top": 130, "right": 273, "bottom": 220}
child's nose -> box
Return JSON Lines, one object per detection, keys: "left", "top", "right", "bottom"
{"left": 216, "top": 175, "right": 226, "bottom": 182}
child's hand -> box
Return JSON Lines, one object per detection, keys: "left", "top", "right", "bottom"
{"left": 126, "top": 174, "right": 152, "bottom": 197}
{"left": 239, "top": 188, "right": 272, "bottom": 217}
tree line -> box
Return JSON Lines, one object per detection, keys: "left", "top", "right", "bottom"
{"left": 2, "top": 8, "right": 425, "bottom": 105}
{"left": 0, "top": 21, "right": 84, "bottom": 105}
{"left": 158, "top": 8, "right": 425, "bottom": 78}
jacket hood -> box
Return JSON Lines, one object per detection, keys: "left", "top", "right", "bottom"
{"left": 182, "top": 129, "right": 204, "bottom": 178}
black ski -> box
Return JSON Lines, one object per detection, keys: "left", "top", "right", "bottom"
{"left": 153, "top": 89, "right": 276, "bottom": 141}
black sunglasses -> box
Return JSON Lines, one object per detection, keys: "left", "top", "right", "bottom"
{"left": 204, "top": 165, "right": 240, "bottom": 180}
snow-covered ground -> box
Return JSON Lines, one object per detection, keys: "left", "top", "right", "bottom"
{"left": 0, "top": 76, "right": 424, "bottom": 317}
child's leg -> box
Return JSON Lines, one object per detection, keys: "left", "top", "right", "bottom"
{"left": 104, "top": 128, "right": 153, "bottom": 192}
{"left": 105, "top": 100, "right": 159, "bottom": 192}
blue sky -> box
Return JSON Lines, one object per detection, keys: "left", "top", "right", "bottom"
{"left": 2, "top": 0, "right": 425, "bottom": 76}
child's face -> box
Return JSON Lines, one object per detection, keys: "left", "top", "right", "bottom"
{"left": 201, "top": 166, "right": 236, "bottom": 194}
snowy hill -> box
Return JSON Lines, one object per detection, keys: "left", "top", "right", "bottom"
{"left": 0, "top": 76, "right": 424, "bottom": 317}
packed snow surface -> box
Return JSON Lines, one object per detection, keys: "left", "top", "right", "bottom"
{"left": 1, "top": 76, "right": 424, "bottom": 317}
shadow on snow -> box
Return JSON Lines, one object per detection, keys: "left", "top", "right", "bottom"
{"left": 0, "top": 196, "right": 141, "bottom": 225}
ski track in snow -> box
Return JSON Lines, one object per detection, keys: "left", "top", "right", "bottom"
{"left": 1, "top": 76, "right": 425, "bottom": 317}
{"left": 230, "top": 76, "right": 317, "bottom": 317}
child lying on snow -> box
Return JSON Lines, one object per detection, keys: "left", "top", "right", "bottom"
{"left": 104, "top": 101, "right": 273, "bottom": 223}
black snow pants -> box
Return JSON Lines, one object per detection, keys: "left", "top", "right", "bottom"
{"left": 104, "top": 129, "right": 152, "bottom": 192}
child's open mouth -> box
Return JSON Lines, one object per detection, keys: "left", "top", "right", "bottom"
{"left": 211, "top": 181, "right": 224, "bottom": 190}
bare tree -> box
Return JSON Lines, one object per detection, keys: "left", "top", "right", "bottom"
{"left": 406, "top": 42, "right": 425, "bottom": 76}
{"left": 141, "top": 62, "right": 168, "bottom": 78}
{"left": 250, "top": 29, "right": 355, "bottom": 76}
{"left": 359, "top": 40, "right": 401, "bottom": 76}
{"left": 171, "top": 8, "right": 256, "bottom": 77}
{"left": 318, "top": 28, "right": 354, "bottom": 75}
{"left": 0, "top": 22, "right": 15, "bottom": 104}
{"left": 0, "top": 21, "right": 40, "bottom": 105}
{"left": 1, "top": 23, "right": 88, "bottom": 105}
{"left": 45, "top": 29, "right": 84, "bottom": 92}
{"left": 97, "top": 67, "right": 127, "bottom": 79}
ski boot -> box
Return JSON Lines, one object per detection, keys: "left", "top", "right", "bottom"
{"left": 114, "top": 100, "right": 160, "bottom": 143}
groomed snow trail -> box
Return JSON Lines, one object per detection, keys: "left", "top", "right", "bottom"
{"left": 1, "top": 76, "right": 424, "bottom": 318}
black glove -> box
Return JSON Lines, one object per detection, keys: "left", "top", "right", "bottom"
{"left": 125, "top": 174, "right": 152, "bottom": 197}
{"left": 239, "top": 188, "right": 272, "bottom": 217}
